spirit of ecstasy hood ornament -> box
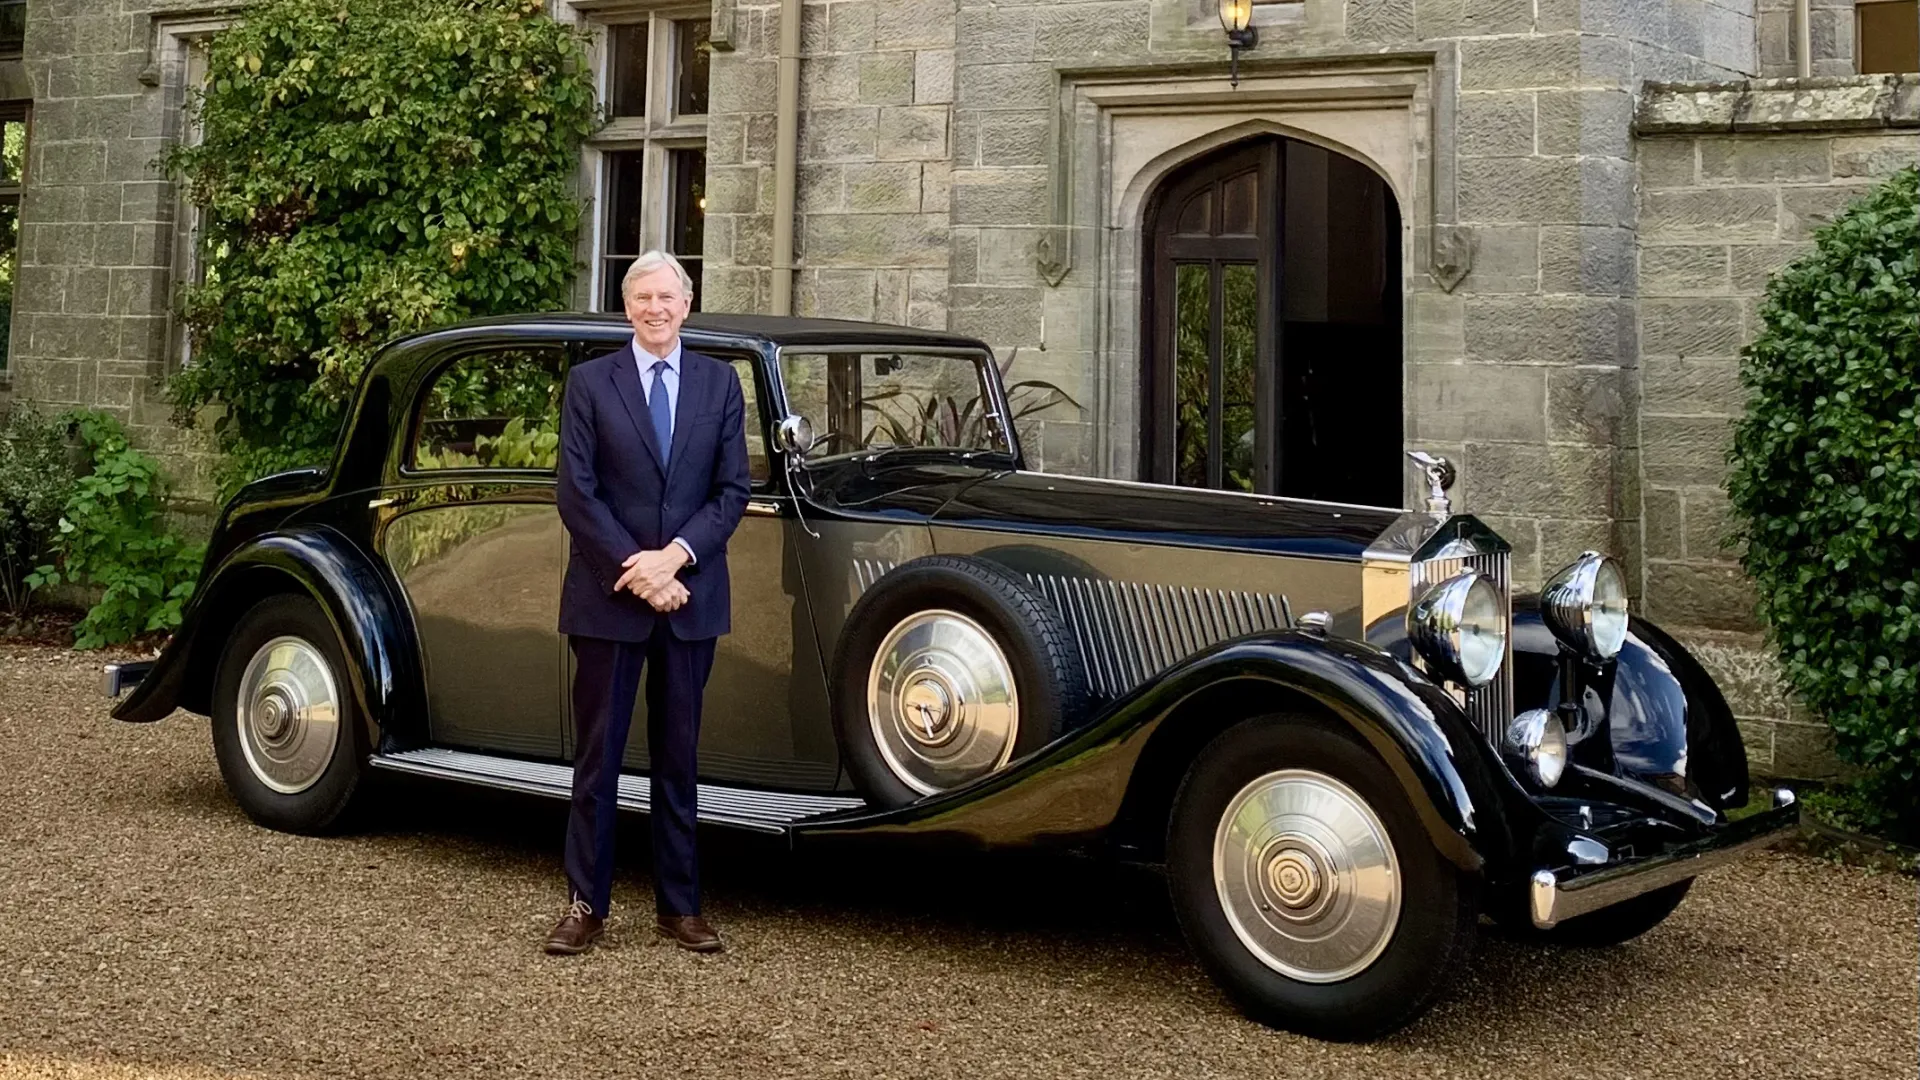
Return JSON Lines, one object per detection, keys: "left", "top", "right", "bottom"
{"left": 1406, "top": 451, "right": 1456, "bottom": 515}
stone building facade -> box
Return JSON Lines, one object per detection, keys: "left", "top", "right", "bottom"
{"left": 0, "top": 0, "right": 1914, "bottom": 775}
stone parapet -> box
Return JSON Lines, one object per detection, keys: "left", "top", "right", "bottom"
{"left": 1637, "top": 74, "right": 1920, "bottom": 134}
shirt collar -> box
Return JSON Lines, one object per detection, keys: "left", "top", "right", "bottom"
{"left": 632, "top": 336, "right": 683, "bottom": 374}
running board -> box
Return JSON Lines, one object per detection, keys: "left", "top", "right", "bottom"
{"left": 369, "top": 747, "right": 866, "bottom": 835}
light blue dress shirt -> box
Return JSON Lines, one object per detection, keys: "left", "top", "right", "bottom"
{"left": 633, "top": 335, "right": 697, "bottom": 567}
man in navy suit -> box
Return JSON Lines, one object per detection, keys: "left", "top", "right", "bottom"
{"left": 544, "top": 250, "right": 750, "bottom": 955}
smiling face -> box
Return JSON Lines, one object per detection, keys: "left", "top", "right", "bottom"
{"left": 623, "top": 263, "right": 691, "bottom": 356}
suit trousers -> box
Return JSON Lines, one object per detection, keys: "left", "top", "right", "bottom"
{"left": 564, "top": 627, "right": 717, "bottom": 917}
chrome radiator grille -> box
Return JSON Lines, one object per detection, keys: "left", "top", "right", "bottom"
{"left": 1024, "top": 576, "right": 1293, "bottom": 699}
{"left": 1410, "top": 549, "right": 1514, "bottom": 743}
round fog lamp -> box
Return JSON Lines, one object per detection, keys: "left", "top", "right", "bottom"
{"left": 1407, "top": 571, "right": 1508, "bottom": 688}
{"left": 1543, "top": 551, "right": 1630, "bottom": 660}
{"left": 1508, "top": 708, "right": 1568, "bottom": 788}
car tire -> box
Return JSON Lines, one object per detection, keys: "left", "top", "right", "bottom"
{"left": 832, "top": 554, "right": 1088, "bottom": 809}
{"left": 1166, "top": 714, "right": 1478, "bottom": 1042}
{"left": 1532, "top": 879, "right": 1693, "bottom": 947}
{"left": 210, "top": 593, "right": 371, "bottom": 835}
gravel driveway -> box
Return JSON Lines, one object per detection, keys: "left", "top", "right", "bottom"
{"left": 2, "top": 642, "right": 1914, "bottom": 1080}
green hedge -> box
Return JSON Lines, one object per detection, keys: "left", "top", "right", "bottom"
{"left": 1727, "top": 167, "right": 1920, "bottom": 836}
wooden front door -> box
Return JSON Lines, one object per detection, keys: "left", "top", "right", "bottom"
{"left": 1142, "top": 136, "right": 1403, "bottom": 507}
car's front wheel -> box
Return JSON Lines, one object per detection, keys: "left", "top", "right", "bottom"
{"left": 210, "top": 593, "right": 370, "bottom": 834}
{"left": 1167, "top": 715, "right": 1477, "bottom": 1041}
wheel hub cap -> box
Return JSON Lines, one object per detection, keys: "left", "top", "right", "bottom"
{"left": 236, "top": 636, "right": 341, "bottom": 795}
{"left": 867, "top": 610, "right": 1019, "bottom": 796}
{"left": 1212, "top": 769, "right": 1401, "bottom": 983}
{"left": 1265, "top": 843, "right": 1328, "bottom": 913}
{"left": 900, "top": 677, "right": 957, "bottom": 746}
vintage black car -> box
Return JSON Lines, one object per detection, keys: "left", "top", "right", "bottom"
{"left": 106, "top": 313, "right": 1799, "bottom": 1041}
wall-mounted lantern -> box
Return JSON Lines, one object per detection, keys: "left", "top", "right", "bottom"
{"left": 1218, "top": 0, "right": 1258, "bottom": 88}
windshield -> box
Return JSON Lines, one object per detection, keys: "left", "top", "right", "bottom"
{"left": 780, "top": 350, "right": 1016, "bottom": 460}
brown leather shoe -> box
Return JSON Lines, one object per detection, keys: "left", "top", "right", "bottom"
{"left": 544, "top": 899, "right": 604, "bottom": 955}
{"left": 655, "top": 913, "right": 723, "bottom": 953}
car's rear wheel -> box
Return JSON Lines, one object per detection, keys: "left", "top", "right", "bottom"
{"left": 832, "top": 555, "right": 1087, "bottom": 809}
{"left": 1167, "top": 715, "right": 1477, "bottom": 1041}
{"left": 211, "top": 594, "right": 370, "bottom": 834}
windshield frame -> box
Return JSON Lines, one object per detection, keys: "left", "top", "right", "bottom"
{"left": 771, "top": 344, "right": 1023, "bottom": 467}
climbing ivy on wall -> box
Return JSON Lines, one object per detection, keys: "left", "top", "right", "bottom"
{"left": 163, "top": 0, "right": 596, "bottom": 498}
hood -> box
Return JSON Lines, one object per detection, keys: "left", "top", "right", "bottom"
{"left": 930, "top": 470, "right": 1402, "bottom": 561}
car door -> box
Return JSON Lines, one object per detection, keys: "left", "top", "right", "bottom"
{"left": 582, "top": 350, "right": 840, "bottom": 791}
{"left": 379, "top": 342, "right": 569, "bottom": 759}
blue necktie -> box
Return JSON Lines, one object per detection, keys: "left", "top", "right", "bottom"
{"left": 647, "top": 359, "right": 673, "bottom": 467}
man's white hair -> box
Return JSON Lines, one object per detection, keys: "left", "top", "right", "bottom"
{"left": 622, "top": 250, "right": 695, "bottom": 300}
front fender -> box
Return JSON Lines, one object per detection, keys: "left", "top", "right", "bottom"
{"left": 113, "top": 526, "right": 422, "bottom": 745}
{"left": 1507, "top": 603, "right": 1751, "bottom": 815}
{"left": 794, "top": 632, "right": 1522, "bottom": 872}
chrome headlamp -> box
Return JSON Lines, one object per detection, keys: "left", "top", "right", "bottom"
{"left": 1407, "top": 571, "right": 1507, "bottom": 688}
{"left": 1542, "top": 552, "right": 1630, "bottom": 661}
{"left": 1507, "top": 708, "right": 1568, "bottom": 787}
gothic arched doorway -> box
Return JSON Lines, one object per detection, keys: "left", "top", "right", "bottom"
{"left": 1141, "top": 135, "right": 1402, "bottom": 506}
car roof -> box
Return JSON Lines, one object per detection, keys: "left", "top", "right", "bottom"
{"left": 384, "top": 311, "right": 993, "bottom": 357}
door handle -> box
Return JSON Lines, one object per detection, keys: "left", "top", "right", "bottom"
{"left": 746, "top": 498, "right": 784, "bottom": 517}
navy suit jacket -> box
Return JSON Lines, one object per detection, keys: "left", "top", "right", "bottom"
{"left": 556, "top": 343, "right": 751, "bottom": 643}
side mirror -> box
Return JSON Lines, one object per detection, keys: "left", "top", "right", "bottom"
{"left": 776, "top": 414, "right": 815, "bottom": 456}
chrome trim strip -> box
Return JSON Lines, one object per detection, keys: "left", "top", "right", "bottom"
{"left": 746, "top": 498, "right": 785, "bottom": 516}
{"left": 1529, "top": 790, "right": 1800, "bottom": 929}
{"left": 369, "top": 747, "right": 865, "bottom": 834}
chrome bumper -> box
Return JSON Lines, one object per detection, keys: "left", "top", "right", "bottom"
{"left": 1529, "top": 788, "right": 1800, "bottom": 929}
{"left": 102, "top": 660, "right": 154, "bottom": 698}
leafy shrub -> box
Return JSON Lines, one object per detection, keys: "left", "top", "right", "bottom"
{"left": 0, "top": 404, "right": 78, "bottom": 615}
{"left": 1726, "top": 166, "right": 1920, "bottom": 837}
{"left": 162, "top": 0, "right": 596, "bottom": 500}
{"left": 27, "top": 413, "right": 207, "bottom": 649}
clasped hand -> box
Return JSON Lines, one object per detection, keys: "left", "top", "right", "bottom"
{"left": 615, "top": 546, "right": 690, "bottom": 612}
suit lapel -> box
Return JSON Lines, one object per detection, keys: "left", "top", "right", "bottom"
{"left": 608, "top": 344, "right": 667, "bottom": 475}
{"left": 664, "top": 349, "right": 705, "bottom": 485}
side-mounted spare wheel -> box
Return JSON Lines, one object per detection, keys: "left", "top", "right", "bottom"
{"left": 211, "top": 593, "right": 372, "bottom": 835}
{"left": 832, "top": 554, "right": 1089, "bottom": 809}
{"left": 1167, "top": 714, "right": 1479, "bottom": 1041}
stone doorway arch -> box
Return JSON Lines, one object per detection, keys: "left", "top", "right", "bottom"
{"left": 1140, "top": 134, "right": 1403, "bottom": 505}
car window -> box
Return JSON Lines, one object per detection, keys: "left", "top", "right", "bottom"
{"left": 779, "top": 350, "right": 1020, "bottom": 460}
{"left": 716, "top": 353, "right": 771, "bottom": 486}
{"left": 411, "top": 346, "right": 566, "bottom": 472}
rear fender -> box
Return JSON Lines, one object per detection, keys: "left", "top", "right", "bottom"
{"left": 113, "top": 526, "right": 423, "bottom": 746}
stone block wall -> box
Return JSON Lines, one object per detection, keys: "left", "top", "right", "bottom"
{"left": 7, "top": 0, "right": 221, "bottom": 512}
{"left": 703, "top": 0, "right": 1776, "bottom": 566}
{"left": 1757, "top": 0, "right": 1855, "bottom": 78}
{"left": 1634, "top": 74, "right": 1919, "bottom": 778}
{"left": 704, "top": 0, "right": 957, "bottom": 324}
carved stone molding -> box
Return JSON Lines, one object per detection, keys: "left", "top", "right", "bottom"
{"left": 1429, "top": 224, "right": 1473, "bottom": 293}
